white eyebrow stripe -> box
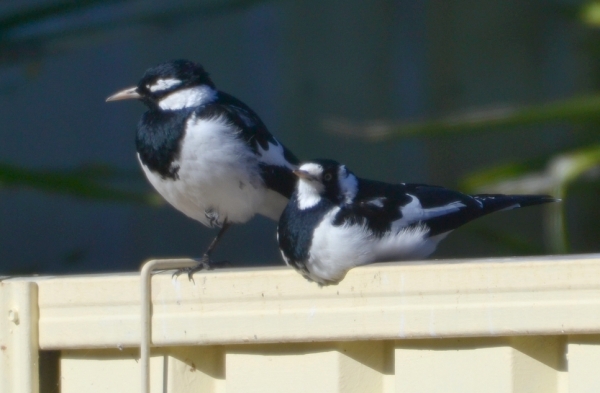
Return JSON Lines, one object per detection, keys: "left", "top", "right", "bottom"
{"left": 148, "top": 78, "right": 181, "bottom": 92}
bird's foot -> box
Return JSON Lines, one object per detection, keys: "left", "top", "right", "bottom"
{"left": 172, "top": 255, "right": 231, "bottom": 282}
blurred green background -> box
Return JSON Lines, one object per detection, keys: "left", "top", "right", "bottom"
{"left": 1, "top": 0, "right": 598, "bottom": 275}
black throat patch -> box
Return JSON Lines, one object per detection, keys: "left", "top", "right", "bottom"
{"left": 278, "top": 195, "right": 333, "bottom": 265}
{"left": 136, "top": 108, "right": 195, "bottom": 180}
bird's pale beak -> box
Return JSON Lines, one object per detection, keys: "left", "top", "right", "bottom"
{"left": 106, "top": 87, "right": 141, "bottom": 102}
{"left": 293, "top": 169, "right": 317, "bottom": 181}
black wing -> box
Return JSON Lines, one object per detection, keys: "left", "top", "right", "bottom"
{"left": 335, "top": 179, "right": 557, "bottom": 237}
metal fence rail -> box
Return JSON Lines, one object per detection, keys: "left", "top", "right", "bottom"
{"left": 2, "top": 254, "right": 600, "bottom": 393}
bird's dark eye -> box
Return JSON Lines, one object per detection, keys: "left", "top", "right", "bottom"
{"left": 323, "top": 173, "right": 333, "bottom": 182}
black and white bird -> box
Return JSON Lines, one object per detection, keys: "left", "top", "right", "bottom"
{"left": 277, "top": 159, "right": 559, "bottom": 285}
{"left": 107, "top": 59, "right": 299, "bottom": 277}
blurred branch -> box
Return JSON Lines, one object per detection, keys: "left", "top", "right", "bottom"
{"left": 0, "top": 162, "right": 162, "bottom": 205}
{"left": 582, "top": 1, "right": 600, "bottom": 27}
{"left": 460, "top": 145, "right": 600, "bottom": 254}
{"left": 460, "top": 160, "right": 554, "bottom": 195}
{"left": 541, "top": 146, "right": 600, "bottom": 254}
{"left": 0, "top": 0, "right": 272, "bottom": 65}
{"left": 462, "top": 145, "right": 600, "bottom": 195}
{"left": 324, "top": 95, "right": 600, "bottom": 140}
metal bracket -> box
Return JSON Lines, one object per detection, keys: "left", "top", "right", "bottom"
{"left": 140, "top": 259, "right": 197, "bottom": 393}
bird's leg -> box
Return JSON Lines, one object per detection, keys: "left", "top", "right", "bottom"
{"left": 173, "top": 221, "right": 232, "bottom": 281}
{"left": 201, "top": 220, "right": 231, "bottom": 262}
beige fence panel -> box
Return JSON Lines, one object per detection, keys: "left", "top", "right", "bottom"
{"left": 2, "top": 254, "right": 600, "bottom": 392}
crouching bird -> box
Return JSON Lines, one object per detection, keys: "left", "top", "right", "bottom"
{"left": 277, "top": 159, "right": 559, "bottom": 285}
{"left": 107, "top": 60, "right": 298, "bottom": 278}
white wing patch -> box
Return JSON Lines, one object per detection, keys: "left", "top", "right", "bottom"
{"left": 338, "top": 166, "right": 358, "bottom": 204}
{"left": 393, "top": 195, "right": 465, "bottom": 228}
{"left": 472, "top": 196, "right": 484, "bottom": 208}
{"left": 256, "top": 140, "right": 295, "bottom": 168}
{"left": 158, "top": 85, "right": 217, "bottom": 110}
{"left": 364, "top": 197, "right": 386, "bottom": 208}
{"left": 148, "top": 78, "right": 181, "bottom": 92}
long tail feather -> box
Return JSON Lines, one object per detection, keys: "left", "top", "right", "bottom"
{"left": 473, "top": 194, "right": 559, "bottom": 215}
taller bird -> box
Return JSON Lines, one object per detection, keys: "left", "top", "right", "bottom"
{"left": 277, "top": 159, "right": 559, "bottom": 285}
{"left": 107, "top": 60, "right": 299, "bottom": 278}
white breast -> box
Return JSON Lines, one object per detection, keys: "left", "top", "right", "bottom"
{"left": 140, "top": 114, "right": 283, "bottom": 226}
{"left": 304, "top": 208, "right": 448, "bottom": 284}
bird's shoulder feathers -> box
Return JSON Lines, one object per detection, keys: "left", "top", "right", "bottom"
{"left": 198, "top": 92, "right": 299, "bottom": 198}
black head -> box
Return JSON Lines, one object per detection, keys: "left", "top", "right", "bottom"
{"left": 106, "top": 59, "right": 216, "bottom": 107}
{"left": 137, "top": 60, "right": 215, "bottom": 99}
{"left": 293, "top": 159, "right": 358, "bottom": 205}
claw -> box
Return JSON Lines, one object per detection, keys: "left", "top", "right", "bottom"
{"left": 171, "top": 255, "right": 230, "bottom": 282}
{"left": 172, "top": 221, "right": 232, "bottom": 282}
